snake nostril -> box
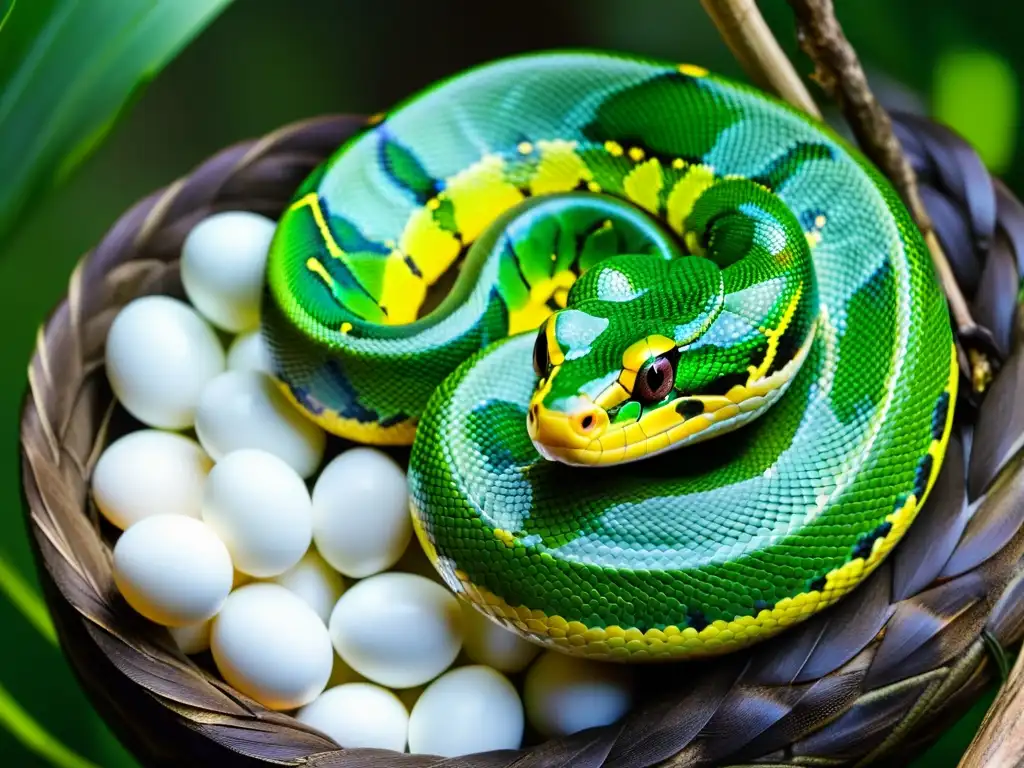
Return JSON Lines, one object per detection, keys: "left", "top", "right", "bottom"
{"left": 573, "top": 410, "right": 601, "bottom": 436}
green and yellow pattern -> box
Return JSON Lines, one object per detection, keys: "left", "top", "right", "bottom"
{"left": 262, "top": 51, "right": 956, "bottom": 660}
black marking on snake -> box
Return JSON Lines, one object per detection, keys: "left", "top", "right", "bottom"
{"left": 501, "top": 235, "right": 534, "bottom": 295}
{"left": 765, "top": 319, "right": 804, "bottom": 378}
{"left": 403, "top": 254, "right": 423, "bottom": 279}
{"left": 808, "top": 576, "right": 827, "bottom": 592}
{"left": 686, "top": 608, "right": 709, "bottom": 632}
{"left": 691, "top": 370, "right": 748, "bottom": 397}
{"left": 751, "top": 142, "right": 836, "bottom": 192}
{"left": 852, "top": 521, "right": 892, "bottom": 561}
{"left": 676, "top": 399, "right": 705, "bottom": 418}
{"left": 932, "top": 391, "right": 951, "bottom": 440}
{"left": 913, "top": 454, "right": 934, "bottom": 500}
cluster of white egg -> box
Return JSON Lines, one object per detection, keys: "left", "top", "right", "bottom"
{"left": 93, "top": 211, "right": 635, "bottom": 756}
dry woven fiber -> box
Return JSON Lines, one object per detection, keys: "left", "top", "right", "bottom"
{"left": 17, "top": 109, "right": 1024, "bottom": 768}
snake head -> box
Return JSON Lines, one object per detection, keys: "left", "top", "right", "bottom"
{"left": 526, "top": 254, "right": 816, "bottom": 466}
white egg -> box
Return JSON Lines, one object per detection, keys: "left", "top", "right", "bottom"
{"left": 523, "top": 651, "right": 634, "bottom": 737}
{"left": 460, "top": 602, "right": 541, "bottom": 674}
{"left": 329, "top": 572, "right": 462, "bottom": 688}
{"left": 297, "top": 683, "right": 408, "bottom": 752}
{"left": 92, "top": 430, "right": 212, "bottom": 530}
{"left": 194, "top": 370, "right": 325, "bottom": 478}
{"left": 268, "top": 547, "right": 345, "bottom": 624}
{"left": 211, "top": 583, "right": 333, "bottom": 710}
{"left": 105, "top": 296, "right": 224, "bottom": 429}
{"left": 407, "top": 665, "right": 523, "bottom": 756}
{"left": 113, "top": 515, "right": 233, "bottom": 627}
{"left": 201, "top": 450, "right": 313, "bottom": 577}
{"left": 181, "top": 211, "right": 276, "bottom": 333}
{"left": 312, "top": 448, "right": 412, "bottom": 578}
{"left": 226, "top": 330, "right": 273, "bottom": 374}
{"left": 169, "top": 619, "right": 212, "bottom": 655}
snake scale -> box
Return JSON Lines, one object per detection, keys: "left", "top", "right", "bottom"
{"left": 261, "top": 51, "right": 957, "bottom": 661}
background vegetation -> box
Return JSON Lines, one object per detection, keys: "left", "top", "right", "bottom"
{"left": 0, "top": 1, "right": 1017, "bottom": 764}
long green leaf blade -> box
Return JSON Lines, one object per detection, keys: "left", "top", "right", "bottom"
{"left": 0, "top": 0, "right": 235, "bottom": 247}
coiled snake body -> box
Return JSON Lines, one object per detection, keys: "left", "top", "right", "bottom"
{"left": 263, "top": 51, "right": 957, "bottom": 660}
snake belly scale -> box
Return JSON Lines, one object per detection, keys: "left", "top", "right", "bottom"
{"left": 262, "top": 51, "right": 957, "bottom": 661}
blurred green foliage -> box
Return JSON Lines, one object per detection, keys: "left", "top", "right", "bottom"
{"left": 0, "top": 0, "right": 234, "bottom": 247}
{"left": 0, "top": 1, "right": 1018, "bottom": 765}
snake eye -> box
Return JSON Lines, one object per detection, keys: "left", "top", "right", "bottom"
{"left": 635, "top": 355, "right": 676, "bottom": 404}
{"left": 532, "top": 331, "right": 549, "bottom": 377}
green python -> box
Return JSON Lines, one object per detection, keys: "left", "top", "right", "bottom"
{"left": 262, "top": 51, "right": 957, "bottom": 661}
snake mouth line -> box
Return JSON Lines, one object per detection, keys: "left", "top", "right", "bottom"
{"left": 533, "top": 331, "right": 815, "bottom": 466}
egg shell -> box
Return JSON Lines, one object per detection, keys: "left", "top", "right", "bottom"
{"left": 268, "top": 547, "right": 346, "bottom": 624}
{"left": 105, "top": 296, "right": 225, "bottom": 429}
{"left": 297, "top": 683, "right": 408, "bottom": 752}
{"left": 181, "top": 211, "right": 276, "bottom": 333}
{"left": 523, "top": 651, "right": 634, "bottom": 737}
{"left": 92, "top": 430, "right": 212, "bottom": 530}
{"left": 459, "top": 601, "right": 541, "bottom": 674}
{"left": 312, "top": 448, "right": 412, "bottom": 578}
{"left": 113, "top": 515, "right": 233, "bottom": 627}
{"left": 407, "top": 665, "right": 523, "bottom": 757}
{"left": 194, "top": 370, "right": 325, "bottom": 478}
{"left": 226, "top": 330, "right": 273, "bottom": 374}
{"left": 211, "top": 583, "right": 333, "bottom": 710}
{"left": 201, "top": 449, "right": 313, "bottom": 577}
{"left": 169, "top": 619, "right": 212, "bottom": 655}
{"left": 329, "top": 572, "right": 462, "bottom": 689}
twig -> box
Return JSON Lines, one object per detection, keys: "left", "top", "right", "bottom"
{"left": 958, "top": 644, "right": 1024, "bottom": 767}
{"left": 699, "top": 0, "right": 821, "bottom": 119}
{"left": 701, "top": 0, "right": 988, "bottom": 392}
{"left": 784, "top": 0, "right": 987, "bottom": 390}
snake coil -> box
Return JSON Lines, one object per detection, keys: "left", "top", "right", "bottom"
{"left": 262, "top": 51, "right": 956, "bottom": 661}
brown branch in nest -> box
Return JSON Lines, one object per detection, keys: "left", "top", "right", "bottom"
{"left": 783, "top": 0, "right": 987, "bottom": 389}
{"left": 959, "top": 643, "right": 1024, "bottom": 767}
{"left": 699, "top": 0, "right": 822, "bottom": 119}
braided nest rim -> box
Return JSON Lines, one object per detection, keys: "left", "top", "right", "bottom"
{"left": 18, "top": 111, "right": 1024, "bottom": 768}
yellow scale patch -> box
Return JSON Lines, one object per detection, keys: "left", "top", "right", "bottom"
{"left": 367, "top": 129, "right": 720, "bottom": 333}
{"left": 456, "top": 344, "right": 959, "bottom": 660}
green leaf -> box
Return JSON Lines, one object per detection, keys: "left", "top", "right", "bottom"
{"left": 0, "top": 553, "right": 56, "bottom": 646}
{"left": 933, "top": 47, "right": 1019, "bottom": 172}
{"left": 0, "top": 678, "right": 104, "bottom": 768}
{"left": 0, "top": 0, "right": 235, "bottom": 248}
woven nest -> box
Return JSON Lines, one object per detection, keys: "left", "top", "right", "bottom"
{"left": 17, "top": 109, "right": 1024, "bottom": 768}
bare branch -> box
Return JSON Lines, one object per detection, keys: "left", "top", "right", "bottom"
{"left": 699, "top": 0, "right": 821, "bottom": 119}
{"left": 784, "top": 0, "right": 981, "bottom": 370}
